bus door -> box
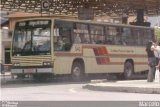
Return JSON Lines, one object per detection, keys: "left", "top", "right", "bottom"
{"left": 53, "top": 20, "right": 73, "bottom": 51}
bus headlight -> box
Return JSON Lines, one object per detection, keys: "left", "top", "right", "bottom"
{"left": 13, "top": 63, "right": 20, "bottom": 66}
{"left": 43, "top": 62, "right": 51, "bottom": 66}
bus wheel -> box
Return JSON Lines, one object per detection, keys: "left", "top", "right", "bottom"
{"left": 124, "top": 61, "right": 134, "bottom": 80}
{"left": 71, "top": 62, "right": 84, "bottom": 81}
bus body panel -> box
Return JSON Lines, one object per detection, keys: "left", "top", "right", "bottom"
{"left": 52, "top": 44, "right": 148, "bottom": 74}
{"left": 53, "top": 56, "right": 73, "bottom": 75}
{"left": 10, "top": 18, "right": 154, "bottom": 78}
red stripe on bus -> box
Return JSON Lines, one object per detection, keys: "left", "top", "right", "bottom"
{"left": 99, "top": 58, "right": 103, "bottom": 64}
{"left": 103, "top": 47, "right": 108, "bottom": 55}
{"left": 97, "top": 62, "right": 147, "bottom": 65}
{"left": 54, "top": 52, "right": 146, "bottom": 58}
{"left": 99, "top": 47, "right": 107, "bottom": 55}
{"left": 101, "top": 57, "right": 106, "bottom": 64}
{"left": 97, "top": 47, "right": 102, "bottom": 55}
{"left": 82, "top": 45, "right": 102, "bottom": 48}
{"left": 108, "top": 54, "right": 147, "bottom": 58}
{"left": 105, "top": 57, "right": 110, "bottom": 64}
{"left": 102, "top": 57, "right": 107, "bottom": 64}
{"left": 55, "top": 52, "right": 82, "bottom": 56}
{"left": 96, "top": 57, "right": 101, "bottom": 64}
{"left": 96, "top": 57, "right": 110, "bottom": 65}
{"left": 92, "top": 46, "right": 110, "bottom": 64}
{"left": 93, "top": 48, "right": 99, "bottom": 56}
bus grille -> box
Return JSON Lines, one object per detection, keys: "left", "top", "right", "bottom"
{"left": 11, "top": 55, "right": 52, "bottom": 66}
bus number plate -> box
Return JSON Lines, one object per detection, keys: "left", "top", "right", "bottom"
{"left": 24, "top": 69, "right": 36, "bottom": 73}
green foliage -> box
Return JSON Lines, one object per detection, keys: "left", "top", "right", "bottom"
{"left": 155, "top": 28, "right": 160, "bottom": 41}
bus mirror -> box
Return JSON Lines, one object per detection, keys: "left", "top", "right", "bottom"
{"left": 54, "top": 28, "right": 59, "bottom": 36}
{"left": 9, "top": 30, "right": 13, "bottom": 37}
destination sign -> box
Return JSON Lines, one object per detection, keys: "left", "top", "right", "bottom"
{"left": 29, "top": 20, "right": 49, "bottom": 26}
{"left": 18, "top": 22, "right": 26, "bottom": 27}
{"left": 16, "top": 20, "right": 51, "bottom": 27}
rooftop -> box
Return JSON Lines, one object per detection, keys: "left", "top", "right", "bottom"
{"left": 1, "top": 0, "right": 160, "bottom": 16}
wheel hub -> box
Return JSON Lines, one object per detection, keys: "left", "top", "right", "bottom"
{"left": 73, "top": 67, "right": 81, "bottom": 76}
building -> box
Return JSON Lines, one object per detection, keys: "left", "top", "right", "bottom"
{"left": 0, "top": 11, "right": 10, "bottom": 72}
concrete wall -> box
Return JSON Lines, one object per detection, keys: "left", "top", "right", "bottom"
{"left": 0, "top": 28, "right": 11, "bottom": 72}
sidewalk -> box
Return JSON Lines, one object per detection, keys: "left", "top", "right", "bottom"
{"left": 83, "top": 80, "right": 160, "bottom": 94}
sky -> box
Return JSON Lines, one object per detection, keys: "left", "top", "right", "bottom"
{"left": 148, "top": 16, "right": 160, "bottom": 27}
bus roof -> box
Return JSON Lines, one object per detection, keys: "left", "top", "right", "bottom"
{"left": 55, "top": 18, "right": 154, "bottom": 30}
{"left": 14, "top": 17, "right": 153, "bottom": 30}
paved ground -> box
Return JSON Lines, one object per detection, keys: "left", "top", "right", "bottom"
{"left": 83, "top": 80, "right": 160, "bottom": 94}
{"left": 1, "top": 72, "right": 160, "bottom": 95}
{"left": 1, "top": 79, "right": 160, "bottom": 101}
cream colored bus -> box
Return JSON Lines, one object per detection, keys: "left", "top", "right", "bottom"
{"left": 11, "top": 18, "right": 154, "bottom": 80}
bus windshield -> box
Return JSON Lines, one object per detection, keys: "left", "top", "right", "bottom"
{"left": 12, "top": 20, "right": 51, "bottom": 56}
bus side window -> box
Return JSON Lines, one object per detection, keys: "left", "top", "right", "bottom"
{"left": 90, "top": 25, "right": 104, "bottom": 44}
{"left": 133, "top": 29, "right": 143, "bottom": 46}
{"left": 105, "top": 27, "right": 110, "bottom": 44}
{"left": 115, "top": 27, "right": 123, "bottom": 45}
{"left": 74, "top": 33, "right": 82, "bottom": 43}
{"left": 143, "top": 29, "right": 152, "bottom": 46}
{"left": 73, "top": 23, "right": 90, "bottom": 44}
{"left": 54, "top": 22, "right": 72, "bottom": 51}
{"left": 106, "top": 26, "right": 118, "bottom": 45}
{"left": 122, "top": 27, "right": 132, "bottom": 46}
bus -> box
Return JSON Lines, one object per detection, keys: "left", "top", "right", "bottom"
{"left": 11, "top": 18, "right": 154, "bottom": 81}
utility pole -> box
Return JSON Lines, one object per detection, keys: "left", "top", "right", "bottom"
{"left": 0, "top": 29, "right": 2, "bottom": 73}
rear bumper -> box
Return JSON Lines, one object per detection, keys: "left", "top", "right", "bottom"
{"left": 11, "top": 67, "right": 53, "bottom": 74}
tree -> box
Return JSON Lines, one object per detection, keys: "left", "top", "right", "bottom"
{"left": 155, "top": 27, "right": 160, "bottom": 41}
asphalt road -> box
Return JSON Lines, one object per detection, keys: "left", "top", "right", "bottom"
{"left": 1, "top": 76, "right": 160, "bottom": 101}
{"left": 1, "top": 75, "right": 160, "bottom": 107}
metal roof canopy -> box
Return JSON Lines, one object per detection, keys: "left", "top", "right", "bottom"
{"left": 1, "top": 0, "right": 160, "bottom": 16}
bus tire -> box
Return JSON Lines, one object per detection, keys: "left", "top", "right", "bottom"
{"left": 124, "top": 61, "right": 134, "bottom": 80}
{"left": 71, "top": 62, "right": 84, "bottom": 81}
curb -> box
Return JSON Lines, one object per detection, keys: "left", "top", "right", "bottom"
{"left": 83, "top": 84, "right": 160, "bottom": 94}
